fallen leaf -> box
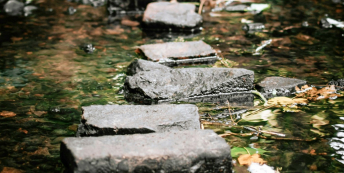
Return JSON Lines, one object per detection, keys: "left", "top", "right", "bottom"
{"left": 1, "top": 167, "right": 24, "bottom": 173}
{"left": 121, "top": 19, "right": 140, "bottom": 27}
{"left": 18, "top": 128, "right": 28, "bottom": 134}
{"left": 238, "top": 153, "right": 266, "bottom": 166}
{"left": 28, "top": 147, "right": 50, "bottom": 156}
{"left": 0, "top": 111, "right": 16, "bottom": 118}
{"left": 268, "top": 97, "right": 308, "bottom": 106}
{"left": 295, "top": 85, "right": 342, "bottom": 101}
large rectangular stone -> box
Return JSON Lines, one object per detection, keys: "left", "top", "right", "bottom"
{"left": 124, "top": 60, "right": 254, "bottom": 105}
{"left": 76, "top": 104, "right": 200, "bottom": 137}
{"left": 137, "top": 41, "right": 219, "bottom": 66}
{"left": 61, "top": 130, "right": 232, "bottom": 172}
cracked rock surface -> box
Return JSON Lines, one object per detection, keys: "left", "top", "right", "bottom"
{"left": 76, "top": 104, "right": 200, "bottom": 137}
{"left": 124, "top": 60, "right": 254, "bottom": 105}
{"left": 61, "top": 130, "right": 232, "bottom": 173}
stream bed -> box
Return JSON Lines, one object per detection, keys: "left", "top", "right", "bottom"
{"left": 0, "top": 0, "right": 344, "bottom": 172}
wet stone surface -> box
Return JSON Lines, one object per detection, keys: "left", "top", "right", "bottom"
{"left": 3, "top": 0, "right": 24, "bottom": 16}
{"left": 256, "top": 76, "right": 307, "bottom": 98}
{"left": 142, "top": 2, "right": 202, "bottom": 31}
{"left": 76, "top": 104, "right": 200, "bottom": 137}
{"left": 124, "top": 59, "right": 254, "bottom": 105}
{"left": 61, "top": 130, "right": 232, "bottom": 173}
{"left": 137, "top": 41, "right": 219, "bottom": 66}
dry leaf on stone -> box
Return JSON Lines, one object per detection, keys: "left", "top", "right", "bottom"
{"left": 0, "top": 111, "right": 16, "bottom": 118}
{"left": 238, "top": 153, "right": 266, "bottom": 166}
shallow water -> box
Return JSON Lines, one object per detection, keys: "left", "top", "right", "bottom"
{"left": 0, "top": 0, "right": 343, "bottom": 172}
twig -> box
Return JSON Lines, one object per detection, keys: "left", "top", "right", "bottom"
{"left": 198, "top": 0, "right": 206, "bottom": 14}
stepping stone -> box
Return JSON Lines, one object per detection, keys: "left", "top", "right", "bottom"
{"left": 137, "top": 41, "right": 220, "bottom": 66}
{"left": 76, "top": 104, "right": 200, "bottom": 137}
{"left": 61, "top": 130, "right": 232, "bottom": 172}
{"left": 256, "top": 76, "right": 307, "bottom": 98}
{"left": 124, "top": 59, "right": 254, "bottom": 105}
{"left": 142, "top": 2, "right": 202, "bottom": 32}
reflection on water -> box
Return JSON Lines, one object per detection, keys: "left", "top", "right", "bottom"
{"left": 0, "top": 0, "right": 343, "bottom": 172}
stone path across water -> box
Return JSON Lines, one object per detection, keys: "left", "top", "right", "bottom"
{"left": 76, "top": 104, "right": 200, "bottom": 137}
{"left": 61, "top": 130, "right": 231, "bottom": 173}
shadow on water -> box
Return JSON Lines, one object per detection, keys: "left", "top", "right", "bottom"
{"left": 0, "top": 0, "right": 343, "bottom": 172}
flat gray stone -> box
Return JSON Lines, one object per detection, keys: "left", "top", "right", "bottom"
{"left": 256, "top": 76, "right": 307, "bottom": 98}
{"left": 76, "top": 104, "right": 200, "bottom": 137}
{"left": 137, "top": 41, "right": 219, "bottom": 66}
{"left": 61, "top": 130, "right": 232, "bottom": 173}
{"left": 124, "top": 60, "right": 254, "bottom": 105}
{"left": 142, "top": 2, "right": 202, "bottom": 30}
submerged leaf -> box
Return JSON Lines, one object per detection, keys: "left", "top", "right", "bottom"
{"left": 238, "top": 153, "right": 266, "bottom": 166}
{"left": 0, "top": 111, "right": 16, "bottom": 118}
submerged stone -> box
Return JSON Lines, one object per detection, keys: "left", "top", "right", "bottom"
{"left": 256, "top": 76, "right": 307, "bottom": 98}
{"left": 242, "top": 23, "right": 265, "bottom": 34}
{"left": 137, "top": 41, "right": 220, "bottom": 66}
{"left": 61, "top": 130, "right": 232, "bottom": 172}
{"left": 4, "top": 0, "right": 24, "bottom": 16}
{"left": 76, "top": 104, "right": 200, "bottom": 137}
{"left": 81, "top": 43, "right": 95, "bottom": 54}
{"left": 23, "top": 5, "right": 38, "bottom": 16}
{"left": 124, "top": 60, "right": 254, "bottom": 105}
{"left": 142, "top": 2, "right": 202, "bottom": 32}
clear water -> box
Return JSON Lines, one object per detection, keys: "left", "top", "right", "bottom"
{"left": 0, "top": 0, "right": 343, "bottom": 172}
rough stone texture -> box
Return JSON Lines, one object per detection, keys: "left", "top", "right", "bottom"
{"left": 124, "top": 60, "right": 254, "bottom": 105}
{"left": 61, "top": 130, "right": 232, "bottom": 173}
{"left": 3, "top": 0, "right": 24, "bottom": 16}
{"left": 142, "top": 2, "right": 202, "bottom": 31}
{"left": 76, "top": 104, "right": 200, "bottom": 137}
{"left": 256, "top": 76, "right": 307, "bottom": 98}
{"left": 137, "top": 41, "right": 220, "bottom": 66}
{"left": 126, "top": 59, "right": 169, "bottom": 76}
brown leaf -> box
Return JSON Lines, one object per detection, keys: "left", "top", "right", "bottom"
{"left": 238, "top": 154, "right": 266, "bottom": 166}
{"left": 0, "top": 111, "right": 16, "bottom": 118}
{"left": 33, "top": 111, "right": 47, "bottom": 117}
{"left": 18, "top": 128, "right": 28, "bottom": 134}
{"left": 28, "top": 147, "right": 50, "bottom": 156}
{"left": 121, "top": 19, "right": 140, "bottom": 27}
{"left": 1, "top": 167, "right": 24, "bottom": 173}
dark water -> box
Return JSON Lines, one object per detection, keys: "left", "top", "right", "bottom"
{"left": 0, "top": 0, "right": 343, "bottom": 172}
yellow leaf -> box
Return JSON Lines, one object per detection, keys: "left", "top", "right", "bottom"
{"left": 238, "top": 154, "right": 266, "bottom": 166}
